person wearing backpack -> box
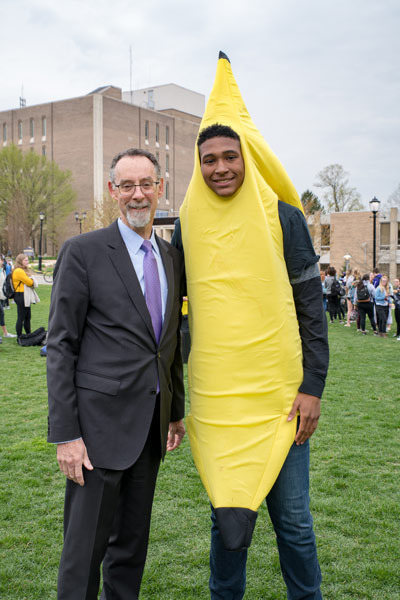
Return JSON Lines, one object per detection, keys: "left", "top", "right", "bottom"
{"left": 12, "top": 254, "right": 35, "bottom": 339}
{"left": 354, "top": 274, "right": 377, "bottom": 335}
{"left": 323, "top": 266, "right": 343, "bottom": 324}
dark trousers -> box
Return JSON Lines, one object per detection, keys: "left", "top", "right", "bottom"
{"left": 327, "top": 296, "right": 341, "bottom": 321}
{"left": 57, "top": 405, "right": 161, "bottom": 600}
{"left": 14, "top": 291, "right": 31, "bottom": 337}
{"left": 376, "top": 305, "right": 389, "bottom": 333}
{"left": 357, "top": 302, "right": 376, "bottom": 332}
{"left": 395, "top": 307, "right": 400, "bottom": 336}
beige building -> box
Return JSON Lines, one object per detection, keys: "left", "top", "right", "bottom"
{"left": 1, "top": 85, "right": 203, "bottom": 249}
{"left": 308, "top": 207, "right": 400, "bottom": 280}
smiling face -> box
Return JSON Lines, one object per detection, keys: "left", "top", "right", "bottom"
{"left": 199, "top": 137, "right": 245, "bottom": 197}
{"left": 108, "top": 155, "right": 163, "bottom": 239}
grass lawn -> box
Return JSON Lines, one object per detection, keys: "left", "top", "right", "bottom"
{"left": 1, "top": 289, "right": 399, "bottom": 599}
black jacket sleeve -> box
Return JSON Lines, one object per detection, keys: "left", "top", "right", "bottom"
{"left": 171, "top": 218, "right": 187, "bottom": 296}
{"left": 278, "top": 201, "right": 329, "bottom": 398}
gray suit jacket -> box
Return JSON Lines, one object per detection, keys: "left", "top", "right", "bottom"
{"left": 47, "top": 220, "right": 184, "bottom": 470}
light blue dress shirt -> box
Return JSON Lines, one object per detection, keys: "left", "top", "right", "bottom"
{"left": 117, "top": 218, "right": 168, "bottom": 320}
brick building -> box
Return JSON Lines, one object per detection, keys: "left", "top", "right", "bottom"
{"left": 308, "top": 207, "right": 400, "bottom": 280}
{"left": 1, "top": 84, "right": 203, "bottom": 249}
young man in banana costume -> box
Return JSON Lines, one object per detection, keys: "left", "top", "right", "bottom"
{"left": 172, "top": 53, "right": 328, "bottom": 599}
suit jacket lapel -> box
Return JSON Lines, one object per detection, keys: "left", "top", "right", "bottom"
{"left": 106, "top": 221, "right": 156, "bottom": 342}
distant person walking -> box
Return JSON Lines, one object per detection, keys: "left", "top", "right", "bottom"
{"left": 355, "top": 274, "right": 377, "bottom": 335}
{"left": 375, "top": 275, "right": 392, "bottom": 337}
{"left": 12, "top": 254, "right": 39, "bottom": 338}
{"left": 324, "top": 266, "right": 343, "bottom": 323}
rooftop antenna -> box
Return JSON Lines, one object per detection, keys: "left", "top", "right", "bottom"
{"left": 19, "top": 85, "right": 26, "bottom": 108}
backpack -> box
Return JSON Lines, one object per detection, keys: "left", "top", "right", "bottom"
{"left": 18, "top": 327, "right": 47, "bottom": 347}
{"left": 331, "top": 279, "right": 344, "bottom": 297}
{"left": 2, "top": 273, "right": 15, "bottom": 299}
{"left": 357, "top": 284, "right": 370, "bottom": 302}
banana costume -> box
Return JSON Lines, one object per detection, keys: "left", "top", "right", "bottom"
{"left": 180, "top": 52, "right": 305, "bottom": 550}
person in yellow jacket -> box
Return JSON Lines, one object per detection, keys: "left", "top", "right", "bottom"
{"left": 12, "top": 254, "right": 34, "bottom": 338}
{"left": 172, "top": 53, "right": 328, "bottom": 600}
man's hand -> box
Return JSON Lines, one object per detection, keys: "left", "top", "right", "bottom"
{"left": 56, "top": 439, "right": 94, "bottom": 486}
{"left": 166, "top": 419, "right": 185, "bottom": 452}
{"left": 287, "top": 393, "right": 321, "bottom": 445}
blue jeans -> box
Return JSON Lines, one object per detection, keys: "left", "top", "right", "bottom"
{"left": 209, "top": 440, "right": 322, "bottom": 600}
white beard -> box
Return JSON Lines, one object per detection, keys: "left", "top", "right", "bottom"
{"left": 125, "top": 205, "right": 151, "bottom": 229}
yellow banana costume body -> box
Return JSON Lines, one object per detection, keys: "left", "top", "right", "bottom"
{"left": 180, "top": 52, "right": 305, "bottom": 550}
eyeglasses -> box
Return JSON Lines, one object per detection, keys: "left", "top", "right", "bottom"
{"left": 115, "top": 181, "right": 159, "bottom": 195}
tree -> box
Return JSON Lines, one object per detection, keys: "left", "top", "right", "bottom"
{"left": 383, "top": 183, "right": 400, "bottom": 210}
{"left": 301, "top": 189, "right": 324, "bottom": 217}
{"left": 314, "top": 164, "right": 364, "bottom": 212}
{"left": 0, "top": 145, "right": 76, "bottom": 254}
{"left": 83, "top": 193, "right": 120, "bottom": 233}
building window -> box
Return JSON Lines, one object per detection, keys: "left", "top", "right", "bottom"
{"left": 380, "top": 222, "right": 390, "bottom": 248}
{"left": 30, "top": 118, "right": 34, "bottom": 141}
{"left": 147, "top": 90, "right": 154, "bottom": 109}
{"left": 166, "top": 154, "right": 169, "bottom": 175}
{"left": 321, "top": 224, "right": 330, "bottom": 249}
{"left": 2, "top": 123, "right": 6, "bottom": 144}
{"left": 145, "top": 120, "right": 149, "bottom": 139}
{"left": 379, "top": 263, "right": 389, "bottom": 275}
{"left": 397, "top": 223, "right": 400, "bottom": 248}
{"left": 42, "top": 146, "right": 46, "bottom": 156}
{"left": 165, "top": 126, "right": 169, "bottom": 147}
{"left": 155, "top": 123, "right": 159, "bottom": 146}
{"left": 165, "top": 181, "right": 169, "bottom": 201}
{"left": 42, "top": 116, "right": 47, "bottom": 139}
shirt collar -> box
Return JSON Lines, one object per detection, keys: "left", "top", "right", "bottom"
{"left": 117, "top": 218, "right": 160, "bottom": 256}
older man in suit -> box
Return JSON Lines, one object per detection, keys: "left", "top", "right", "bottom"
{"left": 47, "top": 148, "right": 185, "bottom": 600}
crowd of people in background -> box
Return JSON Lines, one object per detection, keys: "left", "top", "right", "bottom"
{"left": 2, "top": 251, "right": 400, "bottom": 344}
{"left": 321, "top": 266, "right": 400, "bottom": 340}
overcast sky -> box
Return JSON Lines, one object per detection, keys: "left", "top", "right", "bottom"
{"left": 1, "top": 0, "right": 399, "bottom": 207}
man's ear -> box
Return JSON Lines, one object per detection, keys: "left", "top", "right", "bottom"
{"left": 108, "top": 181, "right": 117, "bottom": 199}
{"left": 157, "top": 178, "right": 164, "bottom": 198}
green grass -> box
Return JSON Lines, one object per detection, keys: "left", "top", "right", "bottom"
{"left": 1, "top": 295, "right": 399, "bottom": 599}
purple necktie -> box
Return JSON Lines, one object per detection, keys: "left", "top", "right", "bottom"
{"left": 141, "top": 240, "right": 162, "bottom": 342}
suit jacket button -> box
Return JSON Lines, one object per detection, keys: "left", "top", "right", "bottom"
{"left": 157, "top": 352, "right": 161, "bottom": 358}
{"left": 150, "top": 390, "right": 157, "bottom": 395}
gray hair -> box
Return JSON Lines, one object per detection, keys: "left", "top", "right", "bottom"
{"left": 109, "top": 148, "right": 161, "bottom": 185}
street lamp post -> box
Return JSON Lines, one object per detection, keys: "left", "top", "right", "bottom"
{"left": 369, "top": 197, "right": 380, "bottom": 269}
{"left": 74, "top": 211, "right": 87, "bottom": 234}
{"left": 38, "top": 211, "right": 45, "bottom": 271}
{"left": 343, "top": 254, "right": 352, "bottom": 272}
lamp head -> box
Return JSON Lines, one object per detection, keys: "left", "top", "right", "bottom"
{"left": 369, "top": 197, "right": 380, "bottom": 213}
